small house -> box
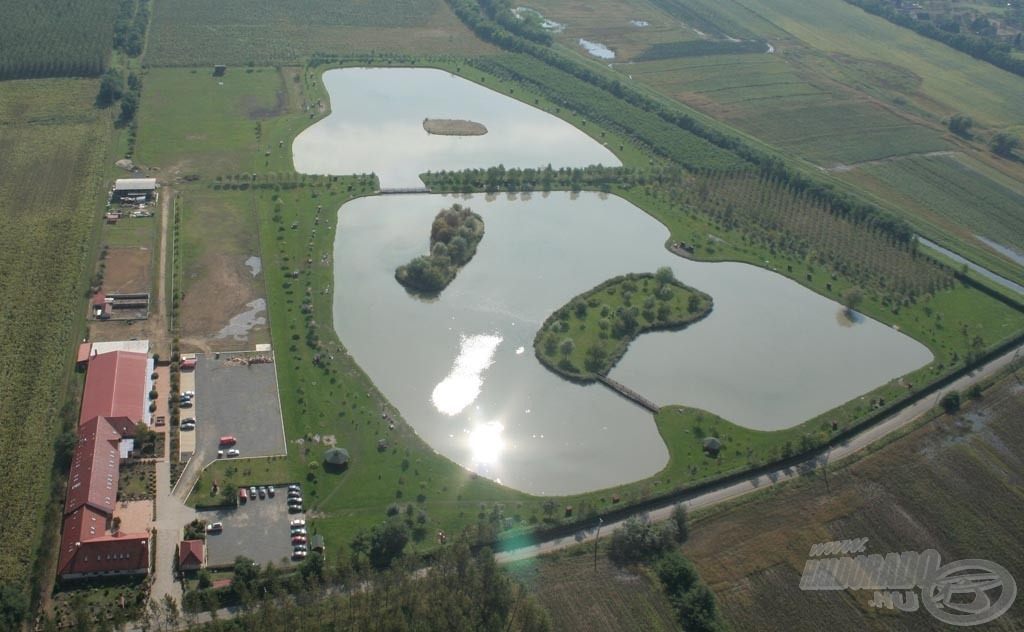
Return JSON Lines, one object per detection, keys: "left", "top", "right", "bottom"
{"left": 179, "top": 540, "right": 205, "bottom": 571}
{"left": 311, "top": 534, "right": 325, "bottom": 554}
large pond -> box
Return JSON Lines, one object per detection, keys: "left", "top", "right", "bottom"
{"left": 293, "top": 68, "right": 620, "bottom": 188}
{"left": 330, "top": 192, "right": 933, "bottom": 495}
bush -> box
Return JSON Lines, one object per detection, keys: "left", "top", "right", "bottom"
{"left": 940, "top": 391, "right": 961, "bottom": 414}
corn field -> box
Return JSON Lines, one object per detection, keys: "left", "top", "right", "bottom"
{"left": 0, "top": 0, "right": 117, "bottom": 79}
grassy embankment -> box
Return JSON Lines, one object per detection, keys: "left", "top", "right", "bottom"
{"left": 0, "top": 78, "right": 112, "bottom": 611}
{"left": 534, "top": 272, "right": 712, "bottom": 381}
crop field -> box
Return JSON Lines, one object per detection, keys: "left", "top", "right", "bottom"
{"left": 0, "top": 79, "right": 109, "bottom": 593}
{"left": 178, "top": 189, "right": 270, "bottom": 350}
{"left": 723, "top": 0, "right": 1024, "bottom": 127}
{"left": 506, "top": 549, "right": 681, "bottom": 632}
{"left": 144, "top": 0, "right": 495, "bottom": 67}
{"left": 858, "top": 154, "right": 1024, "bottom": 255}
{"left": 0, "top": 0, "right": 115, "bottom": 80}
{"left": 683, "top": 370, "right": 1024, "bottom": 630}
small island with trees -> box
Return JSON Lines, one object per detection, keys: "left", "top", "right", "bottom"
{"left": 535, "top": 268, "right": 713, "bottom": 381}
{"left": 395, "top": 204, "right": 485, "bottom": 295}
{"left": 422, "top": 118, "right": 488, "bottom": 136}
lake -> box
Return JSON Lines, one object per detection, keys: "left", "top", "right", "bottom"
{"left": 293, "top": 67, "right": 620, "bottom": 189}
{"left": 330, "top": 192, "right": 932, "bottom": 495}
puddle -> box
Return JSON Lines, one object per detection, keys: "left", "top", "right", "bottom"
{"left": 245, "top": 255, "right": 262, "bottom": 277}
{"left": 579, "top": 39, "right": 615, "bottom": 59}
{"left": 512, "top": 7, "right": 565, "bottom": 32}
{"left": 216, "top": 298, "right": 267, "bottom": 340}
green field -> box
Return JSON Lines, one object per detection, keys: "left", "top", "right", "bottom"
{"left": 859, "top": 153, "right": 1024, "bottom": 255}
{"left": 684, "top": 369, "right": 1024, "bottom": 630}
{"left": 145, "top": 0, "right": 495, "bottom": 67}
{"left": 0, "top": 78, "right": 110, "bottom": 603}
{"left": 0, "top": 0, "right": 115, "bottom": 79}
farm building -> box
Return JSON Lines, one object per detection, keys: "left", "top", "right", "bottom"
{"left": 57, "top": 416, "right": 149, "bottom": 580}
{"left": 310, "top": 534, "right": 325, "bottom": 554}
{"left": 79, "top": 350, "right": 152, "bottom": 427}
{"left": 179, "top": 540, "right": 206, "bottom": 571}
{"left": 112, "top": 178, "right": 157, "bottom": 203}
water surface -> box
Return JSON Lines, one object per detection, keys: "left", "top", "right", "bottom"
{"left": 331, "top": 192, "right": 932, "bottom": 494}
{"left": 293, "top": 68, "right": 619, "bottom": 188}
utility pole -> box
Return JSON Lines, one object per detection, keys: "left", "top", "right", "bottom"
{"left": 593, "top": 518, "right": 603, "bottom": 571}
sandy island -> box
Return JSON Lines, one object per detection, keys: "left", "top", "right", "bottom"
{"left": 423, "top": 118, "right": 488, "bottom": 136}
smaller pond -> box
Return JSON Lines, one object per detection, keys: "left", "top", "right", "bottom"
{"left": 293, "top": 68, "right": 619, "bottom": 188}
{"left": 579, "top": 39, "right": 616, "bottom": 59}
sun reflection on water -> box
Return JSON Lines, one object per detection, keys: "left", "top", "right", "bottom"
{"left": 467, "top": 421, "right": 505, "bottom": 466}
{"left": 431, "top": 333, "right": 502, "bottom": 416}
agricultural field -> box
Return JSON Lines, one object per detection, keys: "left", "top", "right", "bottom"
{"left": 684, "top": 369, "right": 1024, "bottom": 630}
{"left": 0, "top": 78, "right": 110, "bottom": 599}
{"left": 506, "top": 549, "right": 682, "bottom": 632}
{"left": 177, "top": 188, "right": 270, "bottom": 351}
{"left": 144, "top": 0, "right": 495, "bottom": 67}
{"left": 0, "top": 0, "right": 115, "bottom": 80}
{"left": 857, "top": 153, "right": 1024, "bottom": 256}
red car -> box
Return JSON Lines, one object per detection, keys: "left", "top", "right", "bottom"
{"left": 219, "top": 435, "right": 237, "bottom": 446}
{"left": 239, "top": 488, "right": 247, "bottom": 502}
{"left": 291, "top": 535, "right": 307, "bottom": 545}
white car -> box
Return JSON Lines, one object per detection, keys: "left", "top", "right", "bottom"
{"left": 290, "top": 519, "right": 306, "bottom": 527}
{"left": 180, "top": 422, "right": 195, "bottom": 431}
{"left": 206, "top": 522, "right": 223, "bottom": 533}
{"left": 226, "top": 448, "right": 240, "bottom": 457}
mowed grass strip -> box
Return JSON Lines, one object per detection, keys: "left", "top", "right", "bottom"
{"left": 0, "top": 79, "right": 110, "bottom": 588}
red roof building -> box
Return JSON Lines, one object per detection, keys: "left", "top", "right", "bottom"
{"left": 65, "top": 417, "right": 122, "bottom": 516}
{"left": 179, "top": 540, "right": 205, "bottom": 571}
{"left": 58, "top": 529, "right": 149, "bottom": 580}
{"left": 79, "top": 351, "right": 149, "bottom": 426}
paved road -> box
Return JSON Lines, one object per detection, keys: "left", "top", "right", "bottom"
{"left": 496, "top": 344, "right": 1024, "bottom": 563}
{"left": 151, "top": 459, "right": 195, "bottom": 608}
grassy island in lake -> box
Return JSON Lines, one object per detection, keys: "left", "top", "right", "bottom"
{"left": 395, "top": 204, "right": 485, "bottom": 295}
{"left": 535, "top": 268, "right": 712, "bottom": 381}
{"left": 423, "top": 118, "right": 488, "bottom": 136}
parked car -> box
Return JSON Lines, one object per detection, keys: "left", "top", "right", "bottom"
{"left": 180, "top": 422, "right": 195, "bottom": 431}
{"left": 239, "top": 488, "right": 247, "bottom": 502}
{"left": 288, "top": 497, "right": 304, "bottom": 506}
{"left": 219, "top": 435, "right": 237, "bottom": 446}
{"left": 180, "top": 400, "right": 193, "bottom": 408}
{"left": 288, "top": 505, "right": 304, "bottom": 514}
{"left": 267, "top": 486, "right": 275, "bottom": 497}
{"left": 206, "top": 522, "right": 223, "bottom": 533}
{"left": 290, "top": 519, "right": 306, "bottom": 528}
{"left": 292, "top": 550, "right": 307, "bottom": 560}
{"left": 291, "top": 535, "right": 307, "bottom": 545}
{"left": 227, "top": 448, "right": 240, "bottom": 457}
{"left": 288, "top": 484, "right": 301, "bottom": 492}
{"left": 249, "top": 486, "right": 257, "bottom": 498}
{"left": 217, "top": 450, "right": 224, "bottom": 458}
{"left": 291, "top": 527, "right": 307, "bottom": 536}
{"left": 183, "top": 417, "right": 196, "bottom": 424}
{"left": 184, "top": 390, "right": 195, "bottom": 398}
{"left": 287, "top": 489, "right": 302, "bottom": 499}
{"left": 293, "top": 544, "right": 308, "bottom": 553}
{"left": 258, "top": 487, "right": 266, "bottom": 499}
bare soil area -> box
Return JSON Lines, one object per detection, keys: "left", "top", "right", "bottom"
{"left": 181, "top": 250, "right": 267, "bottom": 351}
{"left": 423, "top": 118, "right": 488, "bottom": 136}
{"left": 101, "top": 247, "right": 152, "bottom": 294}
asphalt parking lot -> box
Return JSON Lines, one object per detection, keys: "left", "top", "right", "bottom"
{"left": 200, "top": 490, "right": 306, "bottom": 567}
{"left": 192, "top": 353, "right": 286, "bottom": 468}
